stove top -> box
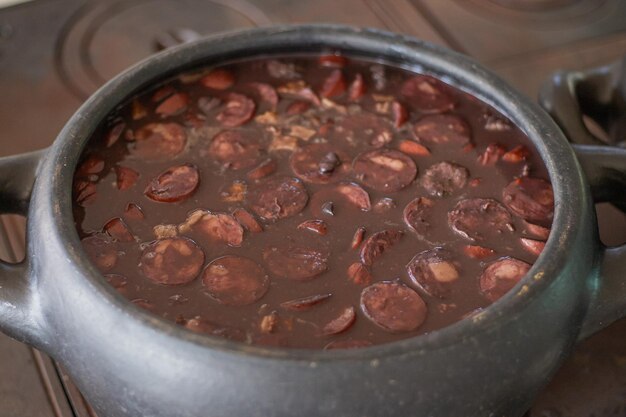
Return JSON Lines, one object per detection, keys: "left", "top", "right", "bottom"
{"left": 1, "top": 1, "right": 625, "bottom": 416}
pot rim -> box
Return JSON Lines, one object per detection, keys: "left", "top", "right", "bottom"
{"left": 43, "top": 24, "right": 588, "bottom": 361}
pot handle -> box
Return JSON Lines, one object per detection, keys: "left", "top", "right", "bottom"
{"left": 0, "top": 148, "right": 47, "bottom": 348}
{"left": 539, "top": 59, "right": 626, "bottom": 340}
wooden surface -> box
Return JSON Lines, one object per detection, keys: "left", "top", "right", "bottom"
{"left": 0, "top": 0, "right": 625, "bottom": 416}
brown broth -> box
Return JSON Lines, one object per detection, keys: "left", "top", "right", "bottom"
{"left": 73, "top": 55, "right": 553, "bottom": 349}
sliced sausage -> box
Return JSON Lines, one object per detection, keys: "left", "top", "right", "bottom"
{"left": 352, "top": 149, "right": 417, "bottom": 192}
{"left": 247, "top": 158, "right": 277, "bottom": 180}
{"left": 207, "top": 130, "right": 262, "bottom": 170}
{"left": 105, "top": 122, "right": 125, "bottom": 147}
{"left": 391, "top": 101, "right": 408, "bottom": 128}
{"left": 398, "top": 140, "right": 430, "bottom": 157}
{"left": 192, "top": 211, "right": 244, "bottom": 247}
{"left": 232, "top": 208, "right": 263, "bottom": 233}
{"left": 290, "top": 144, "right": 349, "bottom": 184}
{"left": 249, "top": 82, "right": 279, "bottom": 108}
{"left": 420, "top": 161, "right": 469, "bottom": 197}
{"left": 140, "top": 237, "right": 205, "bottom": 285}
{"left": 359, "top": 229, "right": 403, "bottom": 266}
{"left": 462, "top": 245, "right": 495, "bottom": 259}
{"left": 114, "top": 166, "right": 139, "bottom": 190}
{"left": 82, "top": 234, "right": 117, "bottom": 271}
{"left": 74, "top": 180, "right": 97, "bottom": 207}
{"left": 348, "top": 73, "right": 366, "bottom": 100}
{"left": 322, "top": 307, "right": 356, "bottom": 335}
{"left": 360, "top": 281, "right": 427, "bottom": 332}
{"left": 103, "top": 217, "right": 134, "bottom": 242}
{"left": 76, "top": 156, "right": 105, "bottom": 177}
{"left": 216, "top": 93, "right": 256, "bottom": 127}
{"left": 297, "top": 219, "right": 328, "bottom": 236}
{"left": 248, "top": 176, "right": 309, "bottom": 221}
{"left": 202, "top": 256, "right": 269, "bottom": 306}
{"left": 324, "top": 339, "right": 373, "bottom": 350}
{"left": 400, "top": 75, "right": 454, "bottom": 113}
{"left": 201, "top": 68, "right": 235, "bottom": 90}
{"left": 320, "top": 69, "right": 346, "bottom": 98}
{"left": 502, "top": 177, "right": 554, "bottom": 226}
{"left": 477, "top": 143, "right": 506, "bottom": 166}
{"left": 347, "top": 262, "right": 372, "bottom": 285}
{"left": 335, "top": 182, "right": 371, "bottom": 211}
{"left": 406, "top": 248, "right": 460, "bottom": 298}
{"left": 123, "top": 203, "right": 145, "bottom": 221}
{"left": 520, "top": 238, "right": 546, "bottom": 256}
{"left": 280, "top": 293, "right": 332, "bottom": 311}
{"left": 403, "top": 197, "right": 435, "bottom": 238}
{"left": 263, "top": 246, "right": 328, "bottom": 281}
{"left": 479, "top": 257, "right": 531, "bottom": 302}
{"left": 350, "top": 226, "right": 366, "bottom": 250}
{"left": 144, "top": 164, "right": 199, "bottom": 203}
{"left": 448, "top": 198, "right": 513, "bottom": 241}
{"left": 132, "top": 123, "right": 187, "bottom": 160}
{"left": 155, "top": 92, "right": 189, "bottom": 117}
{"left": 413, "top": 114, "right": 471, "bottom": 147}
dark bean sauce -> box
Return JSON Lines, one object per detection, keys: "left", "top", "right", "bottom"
{"left": 73, "top": 54, "right": 554, "bottom": 349}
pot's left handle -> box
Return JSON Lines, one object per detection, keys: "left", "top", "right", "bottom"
{"left": 0, "top": 148, "right": 48, "bottom": 348}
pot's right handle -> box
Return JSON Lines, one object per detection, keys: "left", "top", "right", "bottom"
{"left": 0, "top": 149, "right": 48, "bottom": 348}
{"left": 540, "top": 59, "right": 626, "bottom": 340}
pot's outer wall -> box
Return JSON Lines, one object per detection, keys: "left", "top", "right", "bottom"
{"left": 28, "top": 26, "right": 595, "bottom": 417}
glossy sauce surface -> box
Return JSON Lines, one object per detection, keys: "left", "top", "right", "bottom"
{"left": 73, "top": 55, "right": 553, "bottom": 349}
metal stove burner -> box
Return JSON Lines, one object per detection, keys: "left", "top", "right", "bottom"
{"left": 455, "top": 0, "right": 612, "bottom": 26}
{"left": 55, "top": 0, "right": 272, "bottom": 100}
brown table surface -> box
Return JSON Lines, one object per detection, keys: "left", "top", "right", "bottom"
{"left": 0, "top": 0, "right": 625, "bottom": 416}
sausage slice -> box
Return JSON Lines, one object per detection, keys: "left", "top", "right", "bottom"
{"left": 144, "top": 164, "right": 199, "bottom": 203}
{"left": 479, "top": 257, "right": 531, "bottom": 302}
{"left": 248, "top": 176, "right": 309, "bottom": 221}
{"left": 361, "top": 281, "right": 427, "bottom": 332}
{"left": 202, "top": 256, "right": 269, "bottom": 306}
{"left": 263, "top": 246, "right": 328, "bottom": 281}
{"left": 140, "top": 237, "right": 205, "bottom": 285}
{"left": 406, "top": 248, "right": 460, "bottom": 298}
{"left": 502, "top": 177, "right": 554, "bottom": 226}
{"left": 353, "top": 149, "right": 417, "bottom": 192}
{"left": 448, "top": 198, "right": 513, "bottom": 241}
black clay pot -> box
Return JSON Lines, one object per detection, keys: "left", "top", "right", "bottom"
{"left": 0, "top": 25, "right": 625, "bottom": 417}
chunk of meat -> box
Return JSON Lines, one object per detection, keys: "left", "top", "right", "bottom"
{"left": 140, "top": 237, "right": 205, "bottom": 285}
{"left": 420, "top": 162, "right": 469, "bottom": 197}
